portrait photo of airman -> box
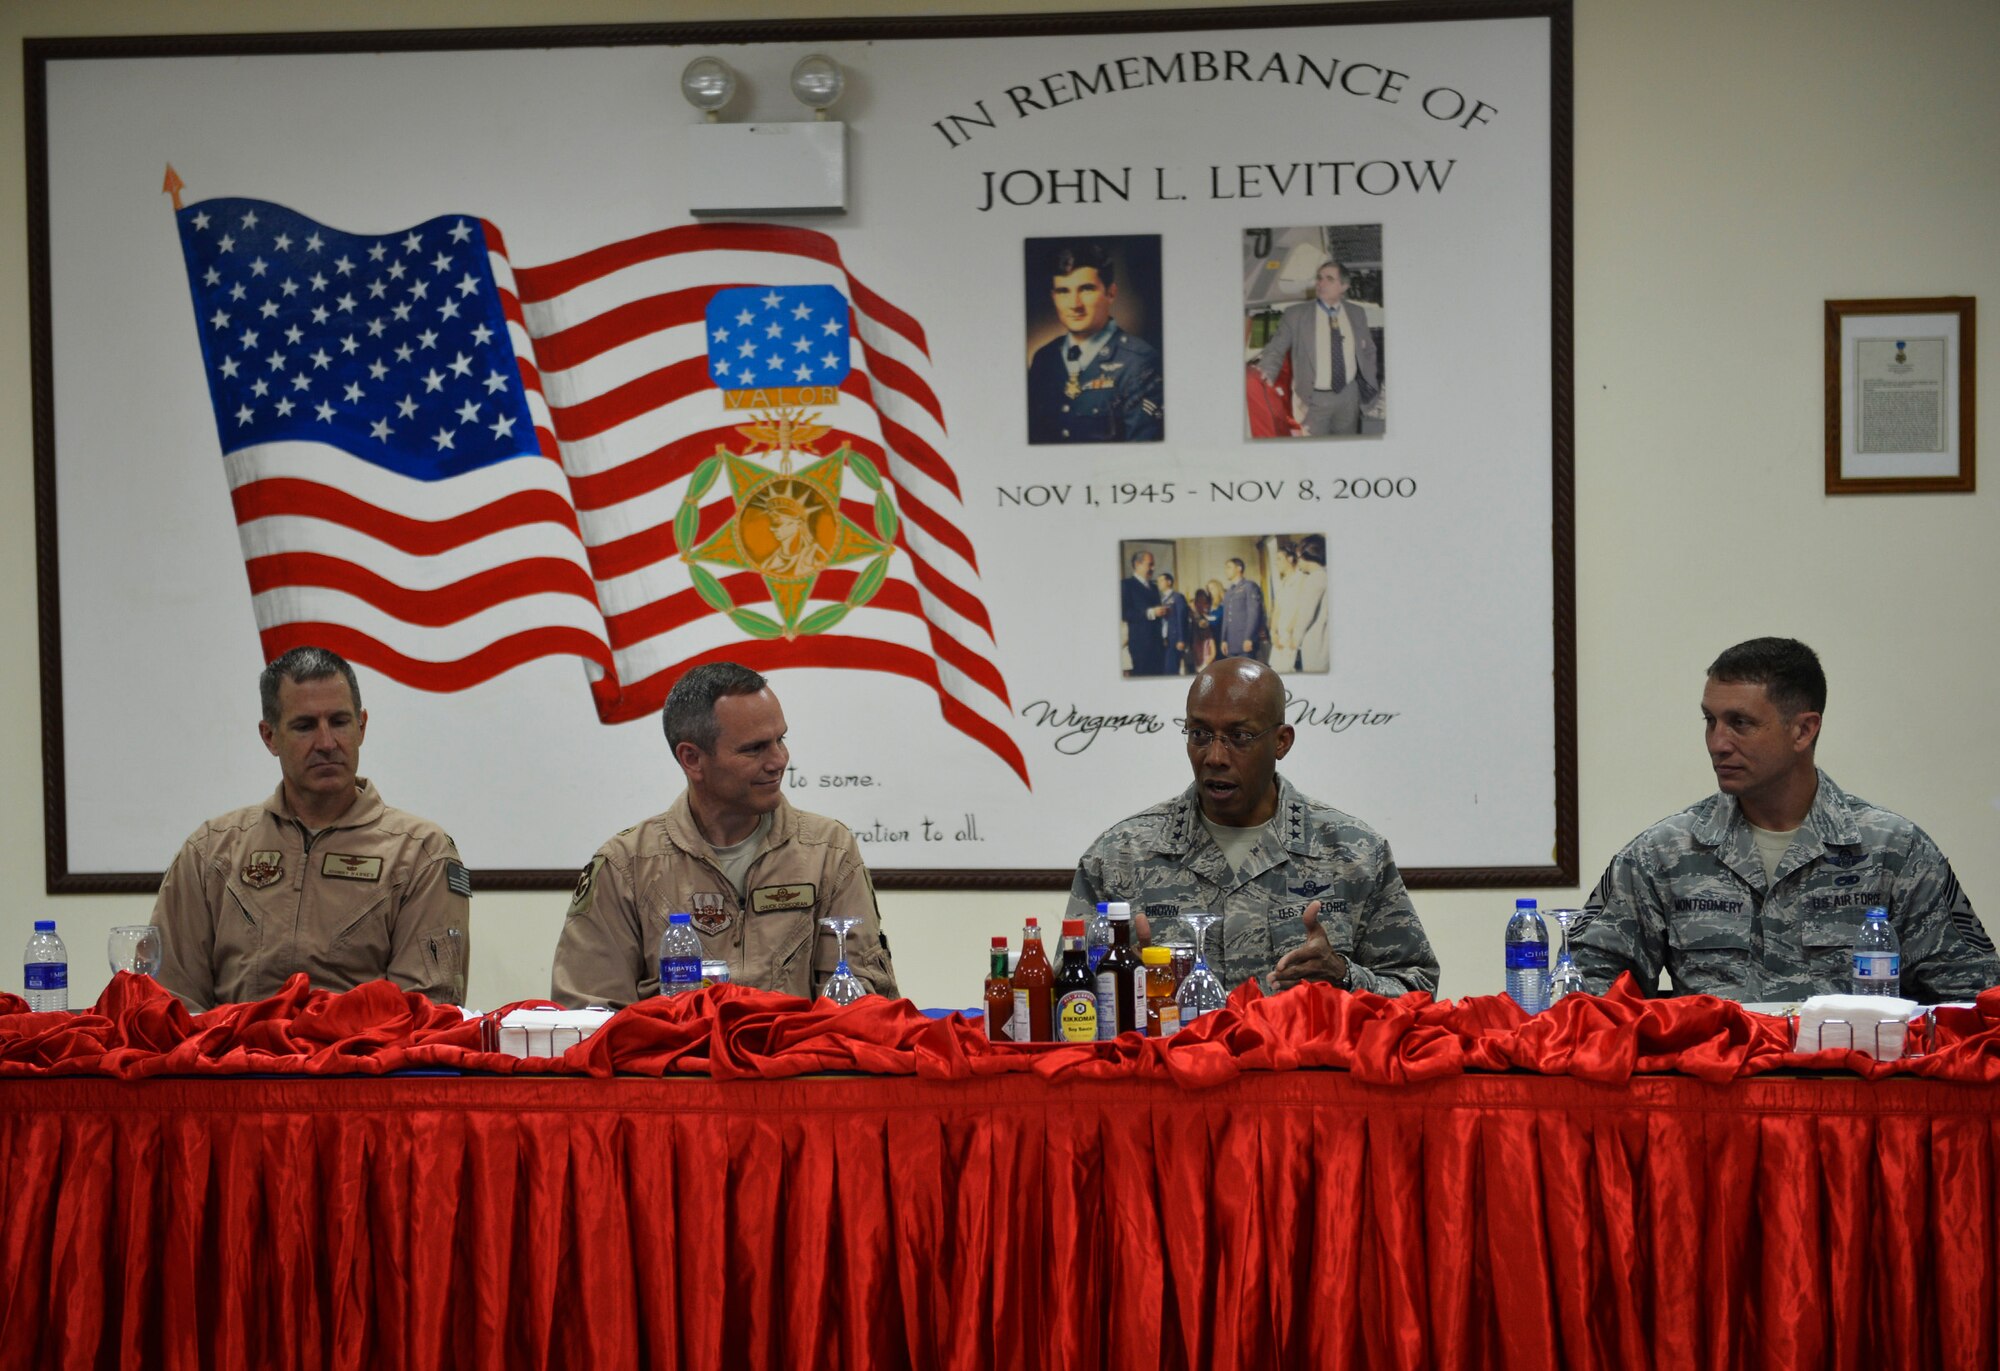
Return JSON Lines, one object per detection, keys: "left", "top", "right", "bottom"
{"left": 1244, "top": 224, "right": 1386, "bottom": 440}
{"left": 1024, "top": 236, "right": 1165, "bottom": 446}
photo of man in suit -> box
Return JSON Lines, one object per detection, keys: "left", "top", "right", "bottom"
{"left": 1253, "top": 259, "right": 1380, "bottom": 437}
{"left": 1121, "top": 550, "right": 1168, "bottom": 676}
{"left": 1156, "top": 570, "right": 1194, "bottom": 675}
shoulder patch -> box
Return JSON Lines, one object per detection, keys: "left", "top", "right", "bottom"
{"left": 446, "top": 861, "right": 472, "bottom": 897}
{"left": 567, "top": 858, "right": 601, "bottom": 916}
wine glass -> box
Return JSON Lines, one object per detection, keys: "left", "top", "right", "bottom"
{"left": 107, "top": 925, "right": 162, "bottom": 978}
{"left": 1546, "top": 908, "right": 1585, "bottom": 1004}
{"left": 1175, "top": 911, "right": 1228, "bottom": 1022}
{"left": 818, "top": 915, "right": 870, "bottom": 1006}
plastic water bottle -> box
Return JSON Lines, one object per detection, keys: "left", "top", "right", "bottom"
{"left": 1851, "top": 906, "right": 1901, "bottom": 997}
{"left": 657, "top": 913, "right": 703, "bottom": 996}
{"left": 23, "top": 919, "right": 68, "bottom": 1013}
{"left": 1503, "top": 898, "right": 1549, "bottom": 1014}
{"left": 1087, "top": 902, "right": 1116, "bottom": 973}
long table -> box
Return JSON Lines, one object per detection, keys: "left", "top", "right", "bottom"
{"left": 3, "top": 1068, "right": 1995, "bottom": 1370}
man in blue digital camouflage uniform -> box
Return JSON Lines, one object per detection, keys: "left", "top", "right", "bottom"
{"left": 1068, "top": 657, "right": 1438, "bottom": 996}
{"left": 1027, "top": 241, "right": 1164, "bottom": 444}
{"left": 1571, "top": 637, "right": 1999, "bottom": 1001}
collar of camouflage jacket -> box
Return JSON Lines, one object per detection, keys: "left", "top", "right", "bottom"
{"left": 1160, "top": 773, "right": 1319, "bottom": 862}
{"left": 1691, "top": 768, "right": 1864, "bottom": 854}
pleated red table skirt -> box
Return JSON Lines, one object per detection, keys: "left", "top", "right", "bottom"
{"left": 3, "top": 1069, "right": 1996, "bottom": 1370}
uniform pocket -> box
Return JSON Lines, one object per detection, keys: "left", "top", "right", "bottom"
{"left": 1665, "top": 922, "right": 1753, "bottom": 995}
{"left": 1802, "top": 913, "right": 1867, "bottom": 988}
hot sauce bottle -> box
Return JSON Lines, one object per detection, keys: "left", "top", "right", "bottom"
{"left": 1054, "top": 918, "right": 1100, "bottom": 1043}
{"left": 1012, "top": 918, "right": 1055, "bottom": 1043}
{"left": 984, "top": 936, "right": 1014, "bottom": 1042}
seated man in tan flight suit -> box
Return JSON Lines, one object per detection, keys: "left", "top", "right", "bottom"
{"left": 151, "top": 646, "right": 471, "bottom": 1011}
{"left": 551, "top": 662, "right": 898, "bottom": 1007}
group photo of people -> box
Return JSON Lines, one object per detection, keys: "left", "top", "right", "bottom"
{"left": 1117, "top": 533, "right": 1329, "bottom": 677}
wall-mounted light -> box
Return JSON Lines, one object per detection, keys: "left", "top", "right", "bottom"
{"left": 681, "top": 51, "right": 850, "bottom": 217}
{"left": 789, "top": 54, "right": 844, "bottom": 120}
{"left": 680, "top": 57, "right": 737, "bottom": 122}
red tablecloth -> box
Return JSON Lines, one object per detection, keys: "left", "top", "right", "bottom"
{"left": 3, "top": 1070, "right": 1996, "bottom": 1370}
{"left": 9, "top": 972, "right": 2000, "bottom": 1083}
{"left": 6, "top": 978, "right": 2000, "bottom": 1369}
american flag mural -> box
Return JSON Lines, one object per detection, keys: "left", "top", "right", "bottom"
{"left": 173, "top": 195, "right": 1028, "bottom": 787}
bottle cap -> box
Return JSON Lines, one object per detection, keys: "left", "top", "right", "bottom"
{"left": 1141, "top": 946, "right": 1170, "bottom": 966}
{"left": 1866, "top": 906, "right": 1889, "bottom": 919}
{"left": 1096, "top": 901, "right": 1110, "bottom": 914}
{"left": 1515, "top": 898, "right": 1538, "bottom": 910}
{"left": 1062, "top": 918, "right": 1085, "bottom": 936}
{"left": 1107, "top": 902, "right": 1131, "bottom": 920}
{"left": 668, "top": 911, "right": 692, "bottom": 924}
{"left": 990, "top": 935, "right": 1008, "bottom": 948}
{"left": 33, "top": 919, "right": 55, "bottom": 932}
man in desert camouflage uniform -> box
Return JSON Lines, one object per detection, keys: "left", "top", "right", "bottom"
{"left": 1571, "top": 637, "right": 1997, "bottom": 1001}
{"left": 1067, "top": 657, "right": 1438, "bottom": 996}
{"left": 551, "top": 662, "right": 896, "bottom": 1007}
{"left": 152, "top": 646, "right": 471, "bottom": 1011}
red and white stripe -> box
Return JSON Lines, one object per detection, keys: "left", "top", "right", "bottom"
{"left": 492, "top": 221, "right": 1025, "bottom": 785}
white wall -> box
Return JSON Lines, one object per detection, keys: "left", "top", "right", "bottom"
{"left": 2, "top": 0, "right": 1995, "bottom": 1011}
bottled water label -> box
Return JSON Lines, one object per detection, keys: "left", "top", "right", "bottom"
{"left": 660, "top": 955, "right": 701, "bottom": 991}
{"left": 1504, "top": 944, "right": 1548, "bottom": 971}
{"left": 1853, "top": 952, "right": 1899, "bottom": 980}
{"left": 24, "top": 964, "right": 67, "bottom": 991}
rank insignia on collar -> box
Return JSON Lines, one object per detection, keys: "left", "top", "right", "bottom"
{"left": 242, "top": 851, "right": 283, "bottom": 889}
{"left": 689, "top": 891, "right": 731, "bottom": 935}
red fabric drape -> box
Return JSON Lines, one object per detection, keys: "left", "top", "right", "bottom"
{"left": 6, "top": 973, "right": 2000, "bottom": 1084}
{"left": 1, "top": 1071, "right": 1994, "bottom": 1370}
{"left": 8, "top": 978, "right": 2000, "bottom": 1367}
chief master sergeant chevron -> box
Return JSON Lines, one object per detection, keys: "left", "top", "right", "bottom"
{"left": 1569, "top": 637, "right": 1999, "bottom": 1001}
{"left": 151, "top": 646, "right": 471, "bottom": 1012}
{"left": 1067, "top": 657, "right": 1437, "bottom": 996}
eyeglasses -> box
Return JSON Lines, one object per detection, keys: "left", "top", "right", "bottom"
{"left": 1180, "top": 723, "right": 1279, "bottom": 751}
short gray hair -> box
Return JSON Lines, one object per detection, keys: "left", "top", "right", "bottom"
{"left": 260, "top": 646, "right": 361, "bottom": 727}
{"left": 663, "top": 662, "right": 768, "bottom": 753}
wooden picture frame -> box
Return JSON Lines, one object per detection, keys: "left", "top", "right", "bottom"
{"left": 29, "top": 4, "right": 1575, "bottom": 892}
{"left": 1825, "top": 296, "right": 1975, "bottom": 494}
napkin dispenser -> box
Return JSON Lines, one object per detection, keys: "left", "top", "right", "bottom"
{"left": 484, "top": 1006, "right": 614, "bottom": 1059}
{"left": 1794, "top": 993, "right": 1920, "bottom": 1061}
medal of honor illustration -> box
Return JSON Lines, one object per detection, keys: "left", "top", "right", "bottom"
{"left": 683, "top": 285, "right": 899, "bottom": 641}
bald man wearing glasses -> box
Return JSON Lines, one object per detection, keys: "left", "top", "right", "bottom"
{"left": 1067, "top": 658, "right": 1438, "bottom": 998}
